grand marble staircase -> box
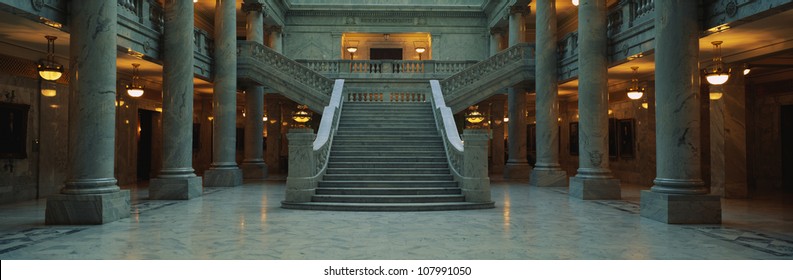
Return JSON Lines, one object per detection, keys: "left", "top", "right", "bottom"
{"left": 285, "top": 100, "right": 494, "bottom": 211}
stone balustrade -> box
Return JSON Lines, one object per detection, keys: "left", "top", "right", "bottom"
{"left": 439, "top": 43, "right": 536, "bottom": 113}
{"left": 238, "top": 41, "right": 335, "bottom": 112}
{"left": 297, "top": 59, "right": 478, "bottom": 80}
{"left": 285, "top": 80, "right": 345, "bottom": 203}
{"left": 429, "top": 80, "right": 491, "bottom": 203}
{"left": 345, "top": 91, "right": 428, "bottom": 103}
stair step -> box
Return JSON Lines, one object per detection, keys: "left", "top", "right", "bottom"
{"left": 315, "top": 187, "right": 461, "bottom": 195}
{"left": 281, "top": 201, "right": 496, "bottom": 211}
{"left": 330, "top": 151, "right": 446, "bottom": 157}
{"left": 323, "top": 174, "right": 454, "bottom": 181}
{"left": 312, "top": 194, "right": 465, "bottom": 203}
{"left": 332, "top": 146, "right": 443, "bottom": 152}
{"left": 327, "top": 162, "right": 449, "bottom": 168}
{"left": 328, "top": 156, "right": 447, "bottom": 162}
{"left": 326, "top": 168, "right": 451, "bottom": 175}
{"left": 317, "top": 181, "right": 459, "bottom": 188}
{"left": 333, "top": 137, "right": 442, "bottom": 142}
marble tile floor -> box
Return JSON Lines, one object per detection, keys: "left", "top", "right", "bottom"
{"left": 1, "top": 179, "right": 792, "bottom": 260}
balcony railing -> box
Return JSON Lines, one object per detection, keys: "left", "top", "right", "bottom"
{"left": 297, "top": 59, "right": 478, "bottom": 79}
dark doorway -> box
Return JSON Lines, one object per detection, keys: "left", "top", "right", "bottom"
{"left": 782, "top": 105, "right": 793, "bottom": 192}
{"left": 370, "top": 48, "right": 402, "bottom": 60}
{"left": 137, "top": 109, "right": 154, "bottom": 181}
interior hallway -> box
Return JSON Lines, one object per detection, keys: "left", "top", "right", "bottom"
{"left": 1, "top": 179, "right": 792, "bottom": 259}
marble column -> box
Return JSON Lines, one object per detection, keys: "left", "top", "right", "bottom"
{"left": 268, "top": 26, "right": 284, "bottom": 54}
{"left": 489, "top": 27, "right": 503, "bottom": 56}
{"left": 149, "top": 0, "right": 203, "bottom": 199}
{"left": 490, "top": 96, "right": 506, "bottom": 174}
{"left": 45, "top": 0, "right": 130, "bottom": 224}
{"left": 640, "top": 0, "right": 721, "bottom": 224}
{"left": 265, "top": 97, "right": 282, "bottom": 173}
{"left": 530, "top": 0, "right": 568, "bottom": 188}
{"left": 569, "top": 0, "right": 621, "bottom": 199}
{"left": 504, "top": 4, "right": 531, "bottom": 180}
{"left": 240, "top": 1, "right": 268, "bottom": 179}
{"left": 204, "top": 0, "right": 242, "bottom": 187}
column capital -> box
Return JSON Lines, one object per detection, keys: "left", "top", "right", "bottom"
{"left": 267, "top": 25, "right": 283, "bottom": 33}
{"left": 242, "top": 2, "right": 265, "bottom": 13}
{"left": 510, "top": 5, "right": 531, "bottom": 15}
{"left": 489, "top": 27, "right": 504, "bottom": 35}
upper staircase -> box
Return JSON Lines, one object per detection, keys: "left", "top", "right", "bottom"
{"left": 281, "top": 93, "right": 494, "bottom": 211}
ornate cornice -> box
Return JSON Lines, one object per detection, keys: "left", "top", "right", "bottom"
{"left": 286, "top": 9, "right": 485, "bottom": 18}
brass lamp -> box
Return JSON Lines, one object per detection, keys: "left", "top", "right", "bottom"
{"left": 704, "top": 41, "right": 731, "bottom": 85}
{"left": 415, "top": 47, "right": 426, "bottom": 60}
{"left": 626, "top": 66, "right": 644, "bottom": 100}
{"left": 292, "top": 104, "right": 312, "bottom": 127}
{"left": 465, "top": 105, "right": 486, "bottom": 128}
{"left": 126, "top": 63, "right": 144, "bottom": 97}
{"left": 346, "top": 40, "right": 359, "bottom": 60}
{"left": 38, "top": 35, "right": 63, "bottom": 81}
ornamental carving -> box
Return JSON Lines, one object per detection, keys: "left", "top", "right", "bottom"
{"left": 31, "top": 0, "right": 44, "bottom": 11}
{"left": 725, "top": 1, "right": 738, "bottom": 17}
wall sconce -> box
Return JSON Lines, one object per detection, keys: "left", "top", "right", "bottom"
{"left": 503, "top": 117, "right": 509, "bottom": 123}
{"left": 743, "top": 63, "right": 751, "bottom": 75}
{"left": 465, "top": 105, "right": 486, "bottom": 128}
{"left": 704, "top": 41, "right": 730, "bottom": 85}
{"left": 641, "top": 102, "right": 649, "bottom": 109}
{"left": 572, "top": 0, "right": 579, "bottom": 6}
{"left": 292, "top": 104, "right": 312, "bottom": 127}
{"left": 126, "top": 63, "right": 144, "bottom": 97}
{"left": 626, "top": 66, "right": 644, "bottom": 100}
{"left": 38, "top": 35, "right": 63, "bottom": 81}
{"left": 262, "top": 114, "right": 268, "bottom": 122}
{"left": 345, "top": 40, "right": 359, "bottom": 60}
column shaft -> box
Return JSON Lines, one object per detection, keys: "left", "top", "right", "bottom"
{"left": 265, "top": 98, "right": 282, "bottom": 173}
{"left": 569, "top": 0, "right": 620, "bottom": 199}
{"left": 150, "top": 0, "right": 203, "bottom": 199}
{"left": 490, "top": 97, "right": 505, "bottom": 174}
{"left": 241, "top": 2, "right": 268, "bottom": 179}
{"left": 46, "top": 0, "right": 130, "bottom": 224}
{"left": 508, "top": 6, "right": 527, "bottom": 46}
{"left": 269, "top": 26, "right": 284, "bottom": 53}
{"left": 530, "top": 0, "right": 567, "bottom": 187}
{"left": 504, "top": 88, "right": 531, "bottom": 179}
{"left": 204, "top": 0, "right": 242, "bottom": 187}
{"left": 641, "top": 0, "right": 721, "bottom": 224}
{"left": 489, "top": 28, "right": 503, "bottom": 56}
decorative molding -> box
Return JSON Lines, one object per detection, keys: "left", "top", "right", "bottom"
{"left": 509, "top": 5, "right": 531, "bottom": 15}
{"left": 286, "top": 10, "right": 485, "bottom": 19}
{"left": 359, "top": 17, "right": 415, "bottom": 25}
{"left": 725, "top": 0, "right": 738, "bottom": 17}
{"left": 490, "top": 27, "right": 504, "bottom": 35}
{"left": 31, "top": 0, "right": 44, "bottom": 11}
{"left": 267, "top": 25, "right": 283, "bottom": 33}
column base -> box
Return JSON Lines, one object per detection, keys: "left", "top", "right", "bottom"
{"left": 204, "top": 167, "right": 243, "bottom": 187}
{"left": 529, "top": 169, "right": 568, "bottom": 188}
{"left": 241, "top": 161, "right": 268, "bottom": 179}
{"left": 45, "top": 190, "right": 130, "bottom": 225}
{"left": 461, "top": 177, "right": 492, "bottom": 203}
{"left": 503, "top": 163, "right": 531, "bottom": 180}
{"left": 149, "top": 176, "right": 203, "bottom": 200}
{"left": 640, "top": 190, "right": 722, "bottom": 224}
{"left": 569, "top": 176, "right": 621, "bottom": 200}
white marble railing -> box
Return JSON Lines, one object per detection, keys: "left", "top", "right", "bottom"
{"left": 297, "top": 59, "right": 478, "bottom": 79}
{"left": 429, "top": 80, "right": 466, "bottom": 179}
{"left": 312, "top": 79, "right": 346, "bottom": 176}
{"left": 345, "top": 91, "right": 427, "bottom": 103}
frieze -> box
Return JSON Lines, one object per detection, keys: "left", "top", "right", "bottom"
{"left": 359, "top": 17, "right": 415, "bottom": 25}
{"left": 286, "top": 10, "right": 485, "bottom": 19}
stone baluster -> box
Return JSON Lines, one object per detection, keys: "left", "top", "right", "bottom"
{"left": 462, "top": 130, "right": 491, "bottom": 203}
{"left": 285, "top": 128, "right": 316, "bottom": 202}
{"left": 204, "top": 0, "right": 242, "bottom": 187}
{"left": 46, "top": 0, "right": 130, "bottom": 224}
{"left": 640, "top": 0, "right": 721, "bottom": 224}
{"left": 569, "top": 0, "right": 621, "bottom": 199}
{"left": 241, "top": 1, "right": 268, "bottom": 179}
{"left": 531, "top": 0, "right": 568, "bottom": 188}
{"left": 149, "top": 0, "right": 203, "bottom": 199}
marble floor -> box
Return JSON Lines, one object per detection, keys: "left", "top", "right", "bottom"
{"left": 1, "top": 178, "right": 792, "bottom": 260}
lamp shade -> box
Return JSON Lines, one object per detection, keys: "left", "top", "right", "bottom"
{"left": 126, "top": 86, "right": 144, "bottom": 97}
{"left": 627, "top": 90, "right": 643, "bottom": 100}
{"left": 41, "top": 89, "right": 57, "bottom": 97}
{"left": 346, "top": 47, "right": 358, "bottom": 53}
{"left": 705, "top": 72, "right": 729, "bottom": 85}
{"left": 292, "top": 105, "right": 312, "bottom": 125}
{"left": 38, "top": 65, "right": 63, "bottom": 81}
{"left": 465, "top": 106, "right": 486, "bottom": 126}
{"left": 415, "top": 47, "right": 426, "bottom": 53}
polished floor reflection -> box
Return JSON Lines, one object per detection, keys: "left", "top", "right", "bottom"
{"left": 1, "top": 179, "right": 792, "bottom": 259}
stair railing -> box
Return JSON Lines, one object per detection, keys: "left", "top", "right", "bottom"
{"left": 429, "top": 80, "right": 492, "bottom": 203}
{"left": 284, "top": 79, "right": 345, "bottom": 203}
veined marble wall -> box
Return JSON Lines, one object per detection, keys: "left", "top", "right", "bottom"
{"left": 283, "top": 10, "right": 488, "bottom": 61}
{"left": 0, "top": 71, "right": 68, "bottom": 204}
{"left": 749, "top": 83, "right": 793, "bottom": 194}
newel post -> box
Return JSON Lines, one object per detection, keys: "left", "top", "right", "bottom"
{"left": 462, "top": 129, "right": 491, "bottom": 203}
{"left": 285, "top": 128, "right": 316, "bottom": 202}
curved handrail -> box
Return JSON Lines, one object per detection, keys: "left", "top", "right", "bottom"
{"left": 429, "top": 80, "right": 465, "bottom": 179}
{"left": 310, "top": 79, "right": 345, "bottom": 179}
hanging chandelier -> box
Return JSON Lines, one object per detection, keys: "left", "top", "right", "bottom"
{"left": 126, "top": 63, "right": 144, "bottom": 97}
{"left": 627, "top": 66, "right": 644, "bottom": 100}
{"left": 704, "top": 41, "right": 731, "bottom": 85}
{"left": 37, "top": 35, "right": 63, "bottom": 81}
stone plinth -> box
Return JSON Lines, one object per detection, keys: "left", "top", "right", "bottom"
{"left": 204, "top": 167, "right": 243, "bottom": 188}
{"left": 504, "top": 163, "right": 531, "bottom": 180}
{"left": 149, "top": 176, "right": 203, "bottom": 199}
{"left": 46, "top": 190, "right": 130, "bottom": 225}
{"left": 462, "top": 129, "right": 492, "bottom": 203}
{"left": 640, "top": 190, "right": 722, "bottom": 224}
{"left": 241, "top": 161, "right": 268, "bottom": 179}
{"left": 529, "top": 169, "right": 568, "bottom": 188}
{"left": 569, "top": 176, "right": 621, "bottom": 200}
{"left": 284, "top": 128, "right": 317, "bottom": 203}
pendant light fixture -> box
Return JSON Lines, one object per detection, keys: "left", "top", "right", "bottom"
{"left": 126, "top": 63, "right": 144, "bottom": 97}
{"left": 37, "top": 35, "right": 63, "bottom": 81}
{"left": 704, "top": 41, "right": 730, "bottom": 85}
{"left": 627, "top": 66, "right": 644, "bottom": 100}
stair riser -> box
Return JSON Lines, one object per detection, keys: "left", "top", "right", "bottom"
{"left": 330, "top": 152, "right": 446, "bottom": 157}
{"left": 312, "top": 196, "right": 465, "bottom": 203}
{"left": 326, "top": 169, "right": 451, "bottom": 175}
{"left": 317, "top": 182, "right": 459, "bottom": 188}
{"left": 323, "top": 175, "right": 454, "bottom": 181}
{"left": 332, "top": 146, "right": 444, "bottom": 152}
{"left": 281, "top": 202, "right": 496, "bottom": 211}
{"left": 328, "top": 157, "right": 447, "bottom": 162}
{"left": 315, "top": 189, "right": 461, "bottom": 195}
{"left": 327, "top": 163, "right": 449, "bottom": 169}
